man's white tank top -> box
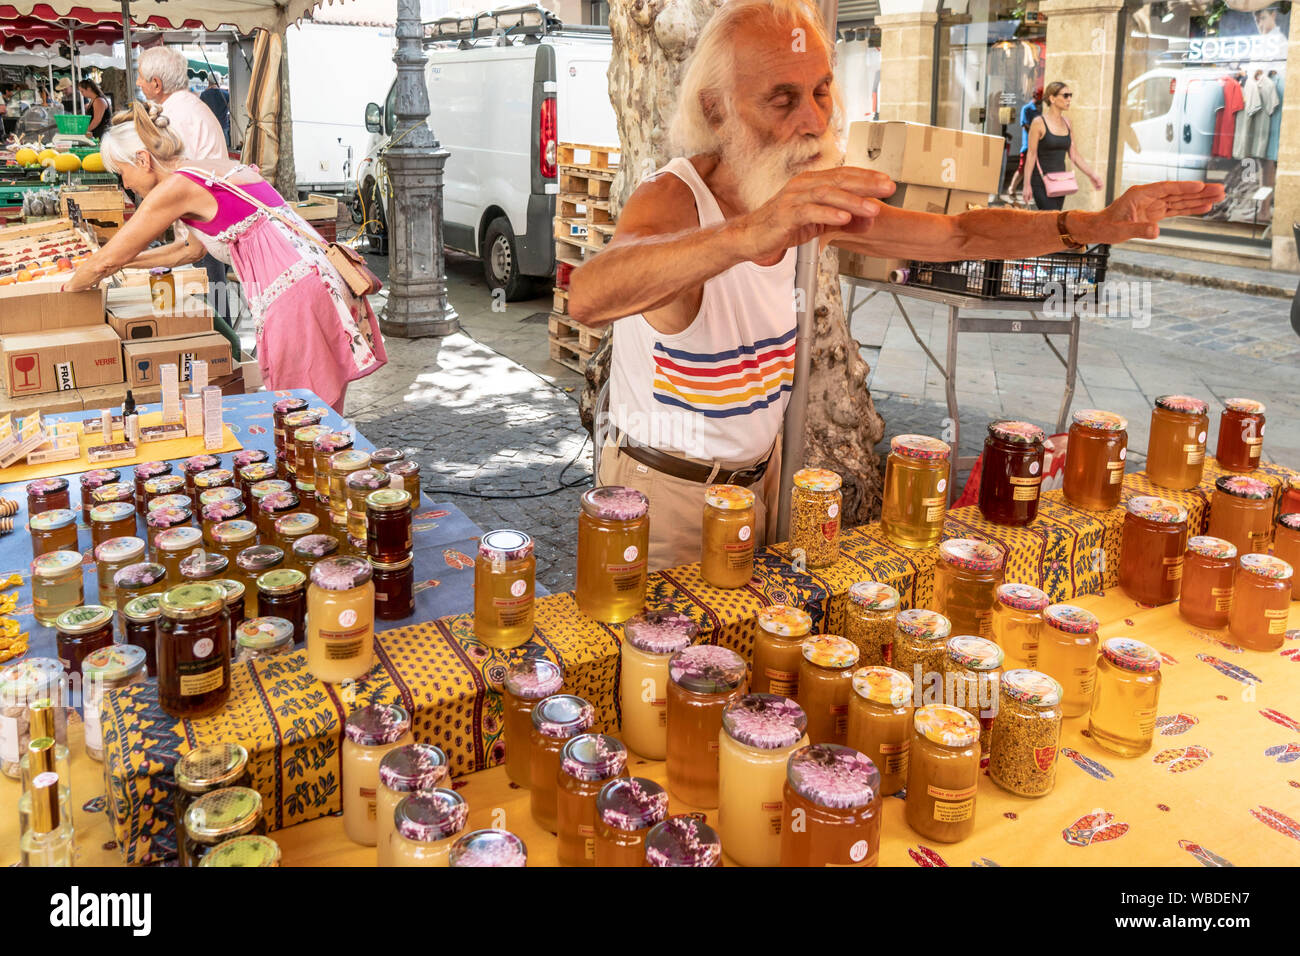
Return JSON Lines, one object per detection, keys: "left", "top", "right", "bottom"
{"left": 608, "top": 157, "right": 797, "bottom": 465}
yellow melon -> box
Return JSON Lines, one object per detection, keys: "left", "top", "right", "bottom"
{"left": 51, "top": 153, "right": 81, "bottom": 173}
{"left": 36, "top": 148, "right": 57, "bottom": 163}
{"left": 81, "top": 152, "right": 104, "bottom": 173}
{"left": 14, "top": 147, "right": 38, "bottom": 166}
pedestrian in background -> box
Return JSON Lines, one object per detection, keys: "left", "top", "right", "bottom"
{"left": 80, "top": 78, "right": 112, "bottom": 139}
{"left": 1023, "top": 81, "right": 1103, "bottom": 210}
{"left": 1006, "top": 85, "right": 1042, "bottom": 203}
{"left": 199, "top": 74, "right": 231, "bottom": 147}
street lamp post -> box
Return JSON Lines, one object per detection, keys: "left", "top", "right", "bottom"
{"left": 380, "top": 0, "right": 459, "bottom": 338}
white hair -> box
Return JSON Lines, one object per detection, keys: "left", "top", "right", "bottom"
{"left": 137, "top": 47, "right": 190, "bottom": 95}
{"left": 668, "top": 0, "right": 837, "bottom": 158}
{"left": 100, "top": 103, "right": 184, "bottom": 173}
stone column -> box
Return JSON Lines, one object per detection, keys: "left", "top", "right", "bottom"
{"left": 1271, "top": 13, "right": 1300, "bottom": 271}
{"left": 876, "top": 10, "right": 940, "bottom": 123}
{"left": 381, "top": 0, "right": 460, "bottom": 338}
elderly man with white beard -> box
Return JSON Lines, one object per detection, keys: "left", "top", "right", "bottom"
{"left": 568, "top": 0, "right": 1223, "bottom": 571}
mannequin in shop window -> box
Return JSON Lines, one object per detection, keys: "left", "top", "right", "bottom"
{"left": 1023, "top": 81, "right": 1103, "bottom": 210}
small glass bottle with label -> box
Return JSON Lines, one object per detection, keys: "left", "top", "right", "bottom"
{"left": 904, "top": 704, "right": 981, "bottom": 843}
{"left": 978, "top": 420, "right": 1046, "bottom": 526}
{"left": 1179, "top": 536, "right": 1237, "bottom": 630}
{"left": 790, "top": 468, "right": 842, "bottom": 568}
{"left": 1088, "top": 638, "right": 1162, "bottom": 757}
{"left": 880, "top": 434, "right": 951, "bottom": 549}
{"left": 530, "top": 694, "right": 595, "bottom": 833}
{"left": 473, "top": 529, "right": 536, "bottom": 649}
{"left": 306, "top": 557, "right": 375, "bottom": 682}
{"left": 342, "top": 702, "right": 413, "bottom": 846}
{"left": 666, "top": 644, "right": 746, "bottom": 808}
{"left": 1035, "top": 603, "right": 1100, "bottom": 718}
{"left": 556, "top": 733, "right": 628, "bottom": 867}
{"left": 751, "top": 604, "right": 813, "bottom": 697}
{"left": 594, "top": 776, "right": 669, "bottom": 867}
{"left": 780, "top": 743, "right": 882, "bottom": 867}
{"left": 576, "top": 486, "right": 649, "bottom": 624}
{"left": 619, "top": 609, "right": 696, "bottom": 760}
{"left": 156, "top": 583, "right": 231, "bottom": 719}
{"left": 987, "top": 668, "right": 1064, "bottom": 796}
{"left": 798, "top": 635, "right": 859, "bottom": 746}
{"left": 1146, "top": 394, "right": 1209, "bottom": 490}
{"left": 502, "top": 658, "right": 564, "bottom": 788}
{"left": 700, "top": 484, "right": 756, "bottom": 588}
{"left": 846, "top": 665, "right": 914, "bottom": 797}
{"left": 843, "top": 581, "right": 899, "bottom": 668}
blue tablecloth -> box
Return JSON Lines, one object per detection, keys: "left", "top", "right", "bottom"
{"left": 2, "top": 389, "right": 496, "bottom": 664}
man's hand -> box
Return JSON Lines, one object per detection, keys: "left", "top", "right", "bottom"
{"left": 734, "top": 168, "right": 896, "bottom": 266}
{"left": 1085, "top": 180, "right": 1225, "bottom": 243}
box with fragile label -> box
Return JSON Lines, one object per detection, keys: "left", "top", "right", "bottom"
{"left": 0, "top": 325, "right": 123, "bottom": 396}
{"left": 121, "top": 333, "right": 233, "bottom": 388}
{"left": 847, "top": 121, "right": 1004, "bottom": 194}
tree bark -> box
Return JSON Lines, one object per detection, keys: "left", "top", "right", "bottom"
{"left": 587, "top": 0, "right": 887, "bottom": 524}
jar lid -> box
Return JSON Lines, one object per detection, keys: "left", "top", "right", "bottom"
{"left": 259, "top": 491, "right": 300, "bottom": 514}
{"left": 802, "top": 635, "right": 859, "bottom": 669}
{"left": 449, "top": 829, "right": 527, "bottom": 868}
{"left": 236, "top": 545, "right": 284, "bottom": 572}
{"left": 668, "top": 644, "right": 746, "bottom": 694}
{"left": 161, "top": 583, "right": 225, "bottom": 620}
{"left": 81, "top": 468, "right": 121, "bottom": 488}
{"left": 1155, "top": 394, "right": 1207, "bottom": 415}
{"left": 385, "top": 460, "right": 420, "bottom": 478}
{"left": 122, "top": 593, "right": 162, "bottom": 622}
{"left": 1280, "top": 513, "right": 1300, "bottom": 532}
{"left": 852, "top": 666, "right": 914, "bottom": 707}
{"left": 787, "top": 743, "right": 880, "bottom": 809}
{"left": 183, "top": 455, "right": 220, "bottom": 475}
{"left": 580, "top": 485, "right": 648, "bottom": 521}
{"left": 939, "top": 537, "right": 1005, "bottom": 572}
{"left": 90, "top": 481, "right": 133, "bottom": 504}
{"left": 200, "top": 500, "right": 245, "bottom": 525}
{"left": 211, "top": 519, "right": 258, "bottom": 545}
{"left": 0, "top": 658, "right": 63, "bottom": 700}
{"left": 29, "top": 508, "right": 76, "bottom": 531}
{"left": 1100, "top": 637, "right": 1161, "bottom": 673}
{"left": 623, "top": 609, "right": 698, "bottom": 655}
{"left": 94, "top": 536, "right": 145, "bottom": 565}
{"left": 346, "top": 468, "right": 391, "bottom": 494}
{"left": 531, "top": 694, "right": 595, "bottom": 739}
{"left": 310, "top": 556, "right": 372, "bottom": 590}
{"left": 848, "top": 581, "right": 900, "bottom": 611}
{"left": 313, "top": 430, "right": 354, "bottom": 455}
{"left": 704, "top": 483, "right": 756, "bottom": 510}
{"left": 895, "top": 608, "right": 952, "bottom": 641}
{"left": 258, "top": 568, "right": 308, "bottom": 594}
{"left": 365, "top": 488, "right": 412, "bottom": 514}
{"left": 212, "top": 579, "right": 246, "bottom": 606}
{"left": 231, "top": 449, "right": 269, "bottom": 469}
{"left": 292, "top": 424, "right": 328, "bottom": 447}
{"left": 1071, "top": 409, "right": 1128, "bottom": 431}
{"left": 235, "top": 616, "right": 292, "bottom": 653}
{"left": 756, "top": 604, "right": 813, "bottom": 638}
{"left": 82, "top": 643, "right": 146, "bottom": 682}
{"left": 1224, "top": 398, "right": 1265, "bottom": 415}
{"left": 792, "top": 467, "right": 841, "bottom": 492}
{"left": 194, "top": 468, "right": 234, "bottom": 488}
{"left": 560, "top": 733, "right": 628, "bottom": 781}
{"left": 147, "top": 505, "right": 193, "bottom": 530}
{"left": 198, "top": 834, "right": 281, "bottom": 868}
{"left": 1215, "top": 475, "right": 1272, "bottom": 501}
{"left": 32, "top": 550, "right": 83, "bottom": 577}
{"left": 330, "top": 449, "right": 372, "bottom": 472}
{"left": 946, "top": 634, "right": 1004, "bottom": 671}
{"left": 597, "top": 777, "right": 669, "bottom": 831}
{"left": 1239, "top": 552, "right": 1293, "bottom": 581}
{"left": 275, "top": 512, "right": 320, "bottom": 537}
{"left": 273, "top": 396, "right": 308, "bottom": 416}
{"left": 145, "top": 474, "right": 186, "bottom": 495}
{"left": 114, "top": 562, "right": 166, "bottom": 590}
{"left": 240, "top": 463, "right": 278, "bottom": 484}
{"left": 134, "top": 461, "right": 171, "bottom": 480}
{"left": 721, "top": 693, "right": 807, "bottom": 749}
{"left": 185, "top": 786, "right": 262, "bottom": 842}
{"left": 344, "top": 702, "right": 410, "bottom": 746}
{"left": 988, "top": 419, "right": 1046, "bottom": 444}
{"left": 155, "top": 526, "right": 203, "bottom": 552}
{"left": 250, "top": 479, "right": 292, "bottom": 500}
{"left": 890, "top": 433, "right": 952, "bottom": 460}
{"left": 378, "top": 743, "right": 449, "bottom": 792}
{"left": 25, "top": 477, "right": 68, "bottom": 496}
{"left": 1043, "top": 603, "right": 1100, "bottom": 634}
{"left": 995, "top": 582, "right": 1050, "bottom": 612}
{"left": 147, "top": 494, "right": 192, "bottom": 515}
{"left": 281, "top": 410, "right": 322, "bottom": 429}
{"left": 1186, "top": 535, "right": 1237, "bottom": 560}
{"left": 914, "top": 703, "right": 980, "bottom": 747}
{"left": 369, "top": 555, "right": 414, "bottom": 571}
{"left": 395, "top": 789, "right": 468, "bottom": 843}
{"left": 478, "top": 529, "right": 533, "bottom": 562}
{"left": 1000, "top": 668, "right": 1063, "bottom": 706}
{"left": 1125, "top": 495, "right": 1188, "bottom": 525}
{"left": 644, "top": 816, "right": 722, "bottom": 867}
{"left": 176, "top": 742, "right": 249, "bottom": 792}
{"left": 294, "top": 534, "right": 340, "bottom": 560}
{"left": 199, "top": 486, "right": 243, "bottom": 508}
{"left": 369, "top": 447, "right": 404, "bottom": 466}
{"left": 54, "top": 604, "right": 112, "bottom": 634}
{"left": 179, "top": 550, "right": 229, "bottom": 578}
{"left": 503, "top": 658, "right": 563, "bottom": 700}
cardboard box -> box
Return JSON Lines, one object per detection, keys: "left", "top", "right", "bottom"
{"left": 0, "top": 286, "right": 106, "bottom": 334}
{"left": 106, "top": 290, "right": 213, "bottom": 341}
{"left": 885, "top": 183, "right": 949, "bottom": 215}
{"left": 839, "top": 250, "right": 908, "bottom": 282}
{"left": 121, "top": 333, "right": 233, "bottom": 388}
{"left": 946, "top": 189, "right": 989, "bottom": 216}
{"left": 117, "top": 266, "right": 208, "bottom": 297}
{"left": 848, "top": 121, "right": 1004, "bottom": 193}
{"left": 0, "top": 324, "right": 123, "bottom": 396}
{"left": 59, "top": 187, "right": 126, "bottom": 242}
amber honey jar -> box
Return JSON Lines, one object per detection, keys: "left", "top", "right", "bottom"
{"left": 842, "top": 581, "right": 899, "bottom": 668}
{"left": 1216, "top": 398, "right": 1265, "bottom": 473}
{"left": 594, "top": 777, "right": 669, "bottom": 867}
{"left": 987, "top": 668, "right": 1063, "bottom": 797}
{"left": 384, "top": 460, "right": 421, "bottom": 497}
{"left": 146, "top": 505, "right": 193, "bottom": 557}
{"left": 780, "top": 743, "right": 882, "bottom": 867}
{"left": 942, "top": 635, "right": 1003, "bottom": 754}
{"left": 556, "top": 733, "right": 629, "bottom": 867}
{"left": 345, "top": 469, "right": 391, "bottom": 540}
{"left": 371, "top": 555, "right": 415, "bottom": 621}
{"left": 619, "top": 609, "right": 696, "bottom": 761}
{"left": 259, "top": 568, "right": 308, "bottom": 647}
{"left": 155, "top": 526, "right": 204, "bottom": 588}
{"left": 1275, "top": 514, "right": 1300, "bottom": 589}
{"left": 1228, "top": 553, "right": 1293, "bottom": 651}
{"left": 231, "top": 448, "right": 269, "bottom": 473}
{"left": 1208, "top": 474, "right": 1274, "bottom": 556}
{"left": 143, "top": 474, "right": 186, "bottom": 511}
{"left": 257, "top": 491, "right": 300, "bottom": 543}
{"left": 932, "top": 538, "right": 1005, "bottom": 639}
{"left": 193, "top": 470, "right": 235, "bottom": 514}
{"left": 113, "top": 564, "right": 167, "bottom": 631}
{"left": 94, "top": 536, "right": 145, "bottom": 611}
{"left": 890, "top": 608, "right": 952, "bottom": 686}
{"left": 179, "top": 550, "right": 229, "bottom": 585}
{"left": 54, "top": 604, "right": 114, "bottom": 677}
{"left": 131, "top": 462, "right": 170, "bottom": 513}
{"left": 274, "top": 511, "right": 320, "bottom": 555}
{"left": 529, "top": 694, "right": 595, "bottom": 834}
{"left": 798, "top": 635, "right": 859, "bottom": 746}
{"left": 846, "top": 665, "right": 914, "bottom": 797}
{"left": 280, "top": 411, "right": 323, "bottom": 477}
{"left": 156, "top": 583, "right": 231, "bottom": 719}
{"left": 89, "top": 502, "right": 137, "bottom": 551}
{"left": 272, "top": 396, "right": 309, "bottom": 468}
{"left": 1146, "top": 394, "right": 1208, "bottom": 491}
{"left": 880, "top": 434, "right": 951, "bottom": 549}
{"left": 473, "top": 530, "right": 536, "bottom": 649}
{"left": 30, "top": 509, "right": 79, "bottom": 561}
{"left": 200, "top": 499, "right": 247, "bottom": 547}
{"left": 328, "top": 450, "right": 371, "bottom": 527}
{"left": 26, "top": 478, "right": 70, "bottom": 516}
{"left": 700, "top": 484, "right": 756, "bottom": 589}
{"left": 208, "top": 519, "right": 258, "bottom": 570}
{"left": 181, "top": 456, "right": 220, "bottom": 507}
{"left": 291, "top": 424, "right": 329, "bottom": 499}
{"left": 1282, "top": 479, "right": 1300, "bottom": 518}
{"left": 645, "top": 816, "right": 723, "bottom": 867}
{"left": 575, "top": 486, "right": 649, "bottom": 624}
{"left": 1035, "top": 603, "right": 1100, "bottom": 718}
{"left": 1179, "top": 536, "right": 1237, "bottom": 629}
{"left": 991, "top": 582, "right": 1050, "bottom": 671}
{"left": 312, "top": 431, "right": 354, "bottom": 513}
{"left": 365, "top": 489, "right": 412, "bottom": 564}
{"left": 237, "top": 463, "right": 277, "bottom": 512}
{"left": 978, "top": 420, "right": 1046, "bottom": 526}
{"left": 502, "top": 658, "right": 564, "bottom": 788}
{"left": 1088, "top": 638, "right": 1162, "bottom": 757}
{"left": 293, "top": 533, "right": 341, "bottom": 577}
{"left": 790, "top": 468, "right": 842, "bottom": 568}
{"left": 1063, "top": 410, "right": 1128, "bottom": 511}
{"left": 905, "top": 704, "right": 981, "bottom": 843}
{"left": 751, "top": 604, "right": 813, "bottom": 697}
{"left": 1118, "top": 496, "right": 1188, "bottom": 606}
{"left": 79, "top": 469, "right": 121, "bottom": 525}
{"left": 234, "top": 545, "right": 284, "bottom": 618}
{"left": 665, "top": 644, "right": 746, "bottom": 808}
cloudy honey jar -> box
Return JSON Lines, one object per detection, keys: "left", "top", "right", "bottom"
{"left": 780, "top": 743, "right": 882, "bottom": 867}
{"left": 576, "top": 486, "right": 649, "bottom": 624}
{"left": 342, "top": 702, "right": 413, "bottom": 846}
{"left": 307, "top": 557, "right": 374, "bottom": 682}
{"left": 987, "top": 668, "right": 1064, "bottom": 797}
{"left": 991, "top": 582, "right": 1050, "bottom": 671}
{"left": 619, "top": 609, "right": 696, "bottom": 760}
{"left": 93, "top": 536, "right": 145, "bottom": 611}
{"left": 701, "top": 484, "right": 756, "bottom": 588}
{"left": 881, "top": 434, "right": 951, "bottom": 549}
{"left": 502, "top": 658, "right": 564, "bottom": 788}
{"left": 790, "top": 468, "right": 842, "bottom": 568}
{"left": 473, "top": 529, "right": 536, "bottom": 649}
{"left": 1208, "top": 475, "right": 1274, "bottom": 557}
{"left": 932, "top": 538, "right": 1006, "bottom": 639}
{"left": 1035, "top": 604, "right": 1100, "bottom": 718}
{"left": 846, "top": 665, "right": 914, "bottom": 796}
{"left": 904, "top": 704, "right": 981, "bottom": 843}
{"left": 751, "top": 604, "right": 813, "bottom": 698}
{"left": 594, "top": 777, "right": 669, "bottom": 867}
{"left": 942, "top": 635, "right": 1004, "bottom": 754}
{"left": 843, "top": 581, "right": 900, "bottom": 668}
{"left": 1088, "top": 638, "right": 1162, "bottom": 757}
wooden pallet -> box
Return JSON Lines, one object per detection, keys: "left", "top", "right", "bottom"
{"left": 554, "top": 216, "right": 590, "bottom": 245}
{"left": 584, "top": 222, "right": 615, "bottom": 252}
{"left": 557, "top": 142, "right": 620, "bottom": 174}
{"left": 548, "top": 312, "right": 602, "bottom": 354}
{"left": 553, "top": 287, "right": 569, "bottom": 314}
{"left": 559, "top": 167, "right": 614, "bottom": 199}
{"left": 557, "top": 192, "right": 613, "bottom": 225}
{"left": 555, "top": 238, "right": 588, "bottom": 270}
{"left": 549, "top": 336, "right": 594, "bottom": 373}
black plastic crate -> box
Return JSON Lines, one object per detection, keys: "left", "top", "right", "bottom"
{"left": 907, "top": 244, "right": 1109, "bottom": 301}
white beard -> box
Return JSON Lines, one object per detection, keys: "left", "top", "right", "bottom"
{"left": 718, "top": 114, "right": 844, "bottom": 212}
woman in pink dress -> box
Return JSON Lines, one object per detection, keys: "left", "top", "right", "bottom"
{"left": 63, "top": 102, "right": 385, "bottom": 412}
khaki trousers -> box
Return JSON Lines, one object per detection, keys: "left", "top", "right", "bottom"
{"left": 596, "top": 438, "right": 783, "bottom": 573}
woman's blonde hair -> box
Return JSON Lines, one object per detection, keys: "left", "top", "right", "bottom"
{"left": 1044, "top": 81, "right": 1071, "bottom": 103}
{"left": 100, "top": 100, "right": 184, "bottom": 173}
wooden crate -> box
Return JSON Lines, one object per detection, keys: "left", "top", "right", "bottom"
{"left": 548, "top": 335, "right": 594, "bottom": 374}
{"left": 556, "top": 142, "right": 620, "bottom": 174}
{"left": 555, "top": 238, "right": 587, "bottom": 270}
{"left": 584, "top": 222, "right": 615, "bottom": 252}
{"left": 548, "top": 312, "right": 602, "bottom": 354}
{"left": 554, "top": 217, "right": 590, "bottom": 245}
{"left": 553, "top": 287, "right": 568, "bottom": 314}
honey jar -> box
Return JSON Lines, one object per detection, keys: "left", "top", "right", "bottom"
{"left": 700, "top": 484, "right": 756, "bottom": 588}
{"left": 751, "top": 604, "right": 813, "bottom": 697}
{"left": 890, "top": 608, "right": 952, "bottom": 688}
{"left": 1228, "top": 553, "right": 1292, "bottom": 651}
{"left": 575, "top": 486, "right": 649, "bottom": 624}
{"left": 978, "top": 420, "right": 1046, "bottom": 526}
{"left": 1216, "top": 398, "right": 1265, "bottom": 473}
{"left": 798, "top": 635, "right": 859, "bottom": 745}
{"left": 94, "top": 536, "right": 145, "bottom": 611}
{"left": 200, "top": 499, "right": 247, "bottom": 546}
{"left": 233, "top": 615, "right": 295, "bottom": 663}
{"left": 209, "top": 519, "right": 258, "bottom": 569}
{"left": 89, "top": 502, "right": 136, "bottom": 550}
{"left": 473, "top": 530, "right": 535, "bottom": 648}
{"left": 645, "top": 815, "right": 723, "bottom": 867}
{"left": 932, "top": 538, "right": 1006, "bottom": 639}
{"left": 904, "top": 704, "right": 980, "bottom": 843}
{"left": 345, "top": 468, "right": 391, "bottom": 540}
{"left": 29, "top": 509, "right": 78, "bottom": 561}
{"left": 594, "top": 777, "right": 669, "bottom": 867}
{"left": 1118, "top": 496, "right": 1188, "bottom": 606}
{"left": 328, "top": 450, "right": 372, "bottom": 528}
{"left": 293, "top": 533, "right": 341, "bottom": 577}
{"left": 312, "top": 431, "right": 354, "bottom": 514}
{"left": 665, "top": 644, "right": 746, "bottom": 808}
{"left": 132, "top": 463, "right": 171, "bottom": 513}
{"left": 291, "top": 424, "right": 329, "bottom": 500}
{"left": 991, "top": 582, "right": 1050, "bottom": 670}
{"left": 987, "top": 668, "right": 1063, "bottom": 797}
{"left": 384, "top": 460, "right": 421, "bottom": 497}
{"left": 881, "top": 434, "right": 951, "bottom": 549}
{"left": 113, "top": 564, "right": 167, "bottom": 636}
{"left": 181, "top": 787, "right": 265, "bottom": 867}
{"left": 156, "top": 583, "right": 231, "bottom": 719}
{"left": 1146, "top": 394, "right": 1208, "bottom": 491}
{"left": 1282, "top": 479, "right": 1300, "bottom": 517}
{"left": 530, "top": 694, "right": 595, "bottom": 833}
{"left": 181, "top": 456, "right": 220, "bottom": 508}
{"left": 272, "top": 396, "right": 309, "bottom": 468}
{"left": 341, "top": 703, "right": 412, "bottom": 846}
{"left": 231, "top": 448, "right": 270, "bottom": 473}
{"left": 26, "top": 478, "right": 70, "bottom": 516}
{"left": 843, "top": 581, "right": 899, "bottom": 667}
{"left": 502, "top": 658, "right": 564, "bottom": 788}
{"left": 257, "top": 490, "right": 301, "bottom": 542}
{"left": 173, "top": 744, "right": 250, "bottom": 865}
{"left": 1208, "top": 474, "right": 1274, "bottom": 556}
{"left": 377, "top": 744, "right": 449, "bottom": 867}
{"left": 1088, "top": 638, "right": 1162, "bottom": 757}
{"left": 193, "top": 469, "right": 235, "bottom": 510}
{"left": 1179, "top": 536, "right": 1237, "bottom": 629}
{"left": 780, "top": 743, "right": 882, "bottom": 866}
{"left": 365, "top": 489, "right": 412, "bottom": 563}
{"left": 790, "top": 468, "right": 842, "bottom": 568}
{"left": 143, "top": 474, "right": 186, "bottom": 509}
{"left": 280, "top": 411, "right": 323, "bottom": 478}
{"left": 371, "top": 555, "right": 414, "bottom": 621}
{"left": 387, "top": 791, "right": 469, "bottom": 867}
{"left": 846, "top": 665, "right": 914, "bottom": 796}
{"left": 556, "top": 733, "right": 629, "bottom": 867}
{"left": 274, "top": 511, "right": 320, "bottom": 555}
{"left": 54, "top": 604, "right": 114, "bottom": 677}
{"left": 79, "top": 469, "right": 121, "bottom": 525}
{"left": 234, "top": 546, "right": 284, "bottom": 618}
{"left": 1035, "top": 603, "right": 1100, "bottom": 718}
{"left": 179, "top": 550, "right": 228, "bottom": 584}
{"left": 1275, "top": 514, "right": 1300, "bottom": 585}
{"left": 237, "top": 463, "right": 277, "bottom": 512}
{"left": 1063, "top": 410, "right": 1128, "bottom": 511}
{"left": 942, "top": 634, "right": 1003, "bottom": 753}
{"left": 619, "top": 609, "right": 696, "bottom": 760}
{"left": 259, "top": 568, "right": 308, "bottom": 648}
{"left": 146, "top": 505, "right": 193, "bottom": 557}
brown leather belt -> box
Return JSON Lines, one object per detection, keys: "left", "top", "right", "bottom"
{"left": 615, "top": 432, "right": 770, "bottom": 488}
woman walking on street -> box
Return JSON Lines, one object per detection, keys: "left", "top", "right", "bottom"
{"left": 1023, "top": 81, "right": 1103, "bottom": 210}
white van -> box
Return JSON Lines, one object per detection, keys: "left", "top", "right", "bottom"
{"left": 359, "top": 6, "right": 617, "bottom": 299}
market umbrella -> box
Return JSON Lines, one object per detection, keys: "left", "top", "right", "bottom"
{"left": 2, "top": 0, "right": 345, "bottom": 34}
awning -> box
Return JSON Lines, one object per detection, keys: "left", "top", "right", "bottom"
{"left": 1, "top": 0, "right": 340, "bottom": 34}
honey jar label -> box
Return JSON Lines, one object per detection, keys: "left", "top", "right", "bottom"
{"left": 822, "top": 518, "right": 840, "bottom": 542}
{"left": 765, "top": 809, "right": 783, "bottom": 836}
{"left": 178, "top": 665, "right": 224, "bottom": 697}
{"left": 1165, "top": 558, "right": 1184, "bottom": 581}
{"left": 765, "top": 669, "right": 797, "bottom": 697}
{"left": 725, "top": 542, "right": 754, "bottom": 570}
{"left": 1010, "top": 479, "right": 1040, "bottom": 502}
{"left": 1266, "top": 610, "right": 1289, "bottom": 635}
{"left": 1248, "top": 442, "right": 1261, "bottom": 457}
{"left": 1009, "top": 476, "right": 1042, "bottom": 487}
{"left": 707, "top": 740, "right": 720, "bottom": 753}
{"left": 320, "top": 625, "right": 368, "bottom": 661}
{"left": 931, "top": 797, "right": 975, "bottom": 823}
{"left": 584, "top": 838, "right": 595, "bottom": 859}
{"left": 1135, "top": 709, "right": 1157, "bottom": 736}
{"left": 923, "top": 496, "right": 945, "bottom": 523}
{"left": 1184, "top": 444, "right": 1205, "bottom": 465}
{"left": 927, "top": 783, "right": 977, "bottom": 801}
{"left": 608, "top": 563, "right": 647, "bottom": 592}
{"left": 1034, "top": 745, "right": 1057, "bottom": 771}
{"left": 878, "top": 741, "right": 909, "bottom": 775}
{"left": 1212, "top": 587, "right": 1233, "bottom": 612}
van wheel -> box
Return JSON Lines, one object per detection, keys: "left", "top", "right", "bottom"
{"left": 362, "top": 177, "right": 387, "bottom": 256}
{"left": 482, "top": 216, "right": 537, "bottom": 301}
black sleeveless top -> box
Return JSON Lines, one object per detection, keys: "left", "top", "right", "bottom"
{"left": 1035, "top": 116, "right": 1070, "bottom": 174}
{"left": 88, "top": 96, "right": 112, "bottom": 140}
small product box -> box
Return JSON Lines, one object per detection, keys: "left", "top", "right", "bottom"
{"left": 191, "top": 359, "right": 209, "bottom": 394}
{"left": 183, "top": 393, "right": 203, "bottom": 438}
{"left": 125, "top": 414, "right": 139, "bottom": 445}
{"left": 201, "top": 386, "right": 223, "bottom": 451}
{"left": 87, "top": 441, "right": 137, "bottom": 464}
{"left": 161, "top": 364, "right": 181, "bottom": 425}
{"left": 140, "top": 423, "right": 186, "bottom": 443}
